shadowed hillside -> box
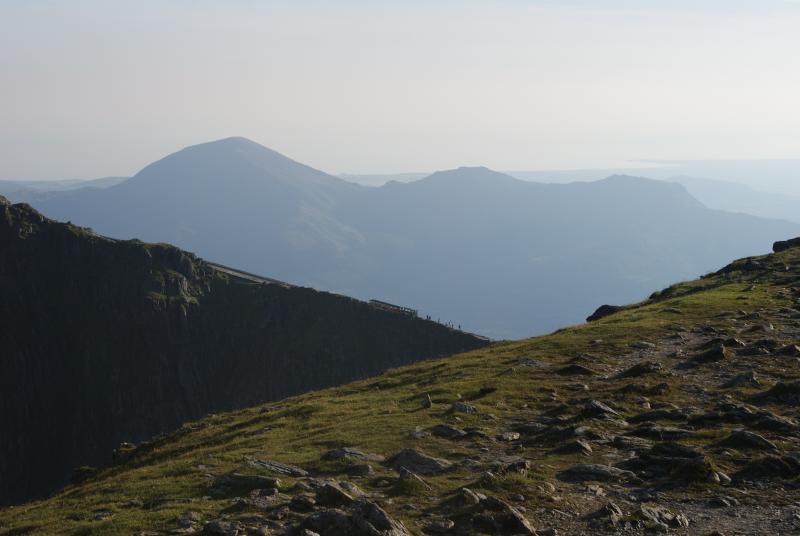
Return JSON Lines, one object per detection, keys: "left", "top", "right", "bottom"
{"left": 0, "top": 197, "right": 486, "bottom": 505}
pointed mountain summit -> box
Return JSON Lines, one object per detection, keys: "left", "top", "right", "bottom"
{"left": 128, "top": 137, "right": 349, "bottom": 191}
{"left": 37, "top": 138, "right": 363, "bottom": 279}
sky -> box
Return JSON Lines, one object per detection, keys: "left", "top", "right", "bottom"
{"left": 1, "top": 0, "right": 799, "bottom": 178}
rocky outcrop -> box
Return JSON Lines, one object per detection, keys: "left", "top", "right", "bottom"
{"left": 0, "top": 202, "right": 488, "bottom": 505}
{"left": 773, "top": 237, "right": 800, "bottom": 253}
{"left": 586, "top": 304, "right": 623, "bottom": 322}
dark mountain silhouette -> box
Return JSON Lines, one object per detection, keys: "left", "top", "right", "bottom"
{"left": 35, "top": 138, "right": 800, "bottom": 338}
{"left": 0, "top": 196, "right": 486, "bottom": 505}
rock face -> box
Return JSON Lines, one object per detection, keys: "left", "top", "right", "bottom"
{"left": 0, "top": 202, "right": 488, "bottom": 505}
{"left": 586, "top": 304, "right": 623, "bottom": 322}
{"left": 773, "top": 237, "right": 800, "bottom": 253}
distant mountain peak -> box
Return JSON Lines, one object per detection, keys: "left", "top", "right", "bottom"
{"left": 125, "top": 137, "right": 346, "bottom": 191}
{"left": 421, "top": 166, "right": 520, "bottom": 185}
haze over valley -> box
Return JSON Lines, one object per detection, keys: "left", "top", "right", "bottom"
{"left": 26, "top": 137, "right": 800, "bottom": 339}
{"left": 4, "top": 2, "right": 800, "bottom": 534}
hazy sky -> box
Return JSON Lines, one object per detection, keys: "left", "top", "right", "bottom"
{"left": 2, "top": 0, "right": 799, "bottom": 178}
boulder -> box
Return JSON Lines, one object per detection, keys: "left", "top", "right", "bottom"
{"left": 315, "top": 482, "right": 355, "bottom": 507}
{"left": 323, "top": 448, "right": 385, "bottom": 463}
{"left": 752, "top": 381, "right": 800, "bottom": 406}
{"left": 452, "top": 401, "right": 477, "bottom": 414}
{"left": 351, "top": 499, "right": 412, "bottom": 536}
{"left": 385, "top": 448, "right": 452, "bottom": 475}
{"left": 628, "top": 408, "right": 687, "bottom": 424}
{"left": 551, "top": 439, "right": 592, "bottom": 456}
{"left": 480, "top": 496, "right": 537, "bottom": 535}
{"left": 773, "top": 237, "right": 800, "bottom": 253}
{"left": 301, "top": 508, "right": 354, "bottom": 536}
{"left": 555, "top": 364, "right": 595, "bottom": 377}
{"left": 639, "top": 505, "right": 690, "bottom": 530}
{"left": 719, "top": 430, "right": 778, "bottom": 451}
{"left": 721, "top": 370, "right": 761, "bottom": 389}
{"left": 425, "top": 519, "right": 455, "bottom": 533}
{"left": 557, "top": 464, "right": 637, "bottom": 483}
{"left": 249, "top": 459, "right": 308, "bottom": 477}
{"left": 734, "top": 455, "right": 800, "bottom": 481}
{"left": 430, "top": 424, "right": 467, "bottom": 439}
{"left": 584, "top": 502, "right": 624, "bottom": 529}
{"left": 587, "top": 304, "right": 623, "bottom": 322}
{"left": 203, "top": 520, "right": 243, "bottom": 536}
{"left": 619, "top": 442, "right": 713, "bottom": 483}
{"left": 628, "top": 424, "right": 693, "bottom": 440}
{"left": 582, "top": 400, "right": 620, "bottom": 419}
{"left": 685, "top": 343, "right": 732, "bottom": 366}
{"left": 210, "top": 473, "right": 281, "bottom": 496}
{"left": 290, "top": 493, "right": 317, "bottom": 512}
{"left": 616, "top": 361, "right": 663, "bottom": 379}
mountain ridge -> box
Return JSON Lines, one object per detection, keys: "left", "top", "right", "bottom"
{"left": 0, "top": 198, "right": 486, "bottom": 505}
{"left": 32, "top": 138, "right": 800, "bottom": 338}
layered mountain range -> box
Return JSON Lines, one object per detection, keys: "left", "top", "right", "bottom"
{"left": 33, "top": 137, "right": 800, "bottom": 338}
{"left": 0, "top": 197, "right": 485, "bottom": 505}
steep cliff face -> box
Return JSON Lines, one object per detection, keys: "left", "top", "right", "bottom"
{"left": 0, "top": 198, "right": 487, "bottom": 505}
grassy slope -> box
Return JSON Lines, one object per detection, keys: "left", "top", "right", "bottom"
{"left": 1, "top": 246, "right": 799, "bottom": 535}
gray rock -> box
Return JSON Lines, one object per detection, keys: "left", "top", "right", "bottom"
{"left": 349, "top": 463, "right": 374, "bottom": 476}
{"left": 315, "top": 482, "right": 355, "bottom": 507}
{"left": 552, "top": 439, "right": 592, "bottom": 456}
{"left": 203, "top": 520, "right": 242, "bottom": 536}
{"left": 587, "top": 304, "right": 623, "bottom": 322}
{"left": 735, "top": 454, "right": 800, "bottom": 481}
{"left": 628, "top": 424, "right": 693, "bottom": 440}
{"left": 458, "top": 487, "right": 482, "bottom": 506}
{"left": 249, "top": 459, "right": 308, "bottom": 477}
{"left": 323, "top": 447, "right": 385, "bottom": 463}
{"left": 616, "top": 361, "right": 663, "bottom": 379}
{"left": 582, "top": 400, "right": 620, "bottom": 419}
{"left": 722, "top": 370, "right": 761, "bottom": 389}
{"left": 556, "top": 364, "right": 595, "bottom": 376}
{"left": 686, "top": 343, "right": 732, "bottom": 366}
{"left": 290, "top": 493, "right": 317, "bottom": 512}
{"left": 498, "top": 432, "right": 521, "bottom": 442}
{"left": 351, "top": 499, "right": 412, "bottom": 536}
{"left": 481, "top": 496, "right": 537, "bottom": 535}
{"left": 430, "top": 424, "right": 467, "bottom": 439}
{"left": 301, "top": 508, "right": 354, "bottom": 534}
{"left": 398, "top": 467, "right": 431, "bottom": 491}
{"left": 611, "top": 435, "right": 652, "bottom": 451}
{"left": 719, "top": 430, "right": 778, "bottom": 451}
{"left": 640, "top": 504, "right": 690, "bottom": 529}
{"left": 425, "top": 519, "right": 455, "bottom": 533}
{"left": 385, "top": 448, "right": 452, "bottom": 475}
{"left": 452, "top": 401, "right": 477, "bottom": 414}
{"left": 584, "top": 502, "right": 624, "bottom": 528}
{"left": 557, "top": 463, "right": 637, "bottom": 483}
